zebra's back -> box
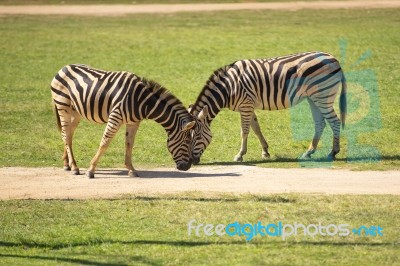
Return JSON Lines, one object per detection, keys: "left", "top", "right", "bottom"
{"left": 51, "top": 64, "right": 138, "bottom": 123}
{"left": 229, "top": 52, "right": 343, "bottom": 111}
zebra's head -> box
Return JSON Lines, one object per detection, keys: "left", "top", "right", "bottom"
{"left": 188, "top": 105, "right": 212, "bottom": 165}
{"left": 167, "top": 118, "right": 196, "bottom": 171}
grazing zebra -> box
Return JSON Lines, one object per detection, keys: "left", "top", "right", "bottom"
{"left": 51, "top": 64, "right": 195, "bottom": 178}
{"left": 189, "top": 51, "right": 347, "bottom": 163}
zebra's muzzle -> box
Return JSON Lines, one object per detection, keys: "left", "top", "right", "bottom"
{"left": 176, "top": 158, "right": 193, "bottom": 171}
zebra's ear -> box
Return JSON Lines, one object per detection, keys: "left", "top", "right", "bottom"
{"left": 188, "top": 104, "right": 193, "bottom": 114}
{"left": 182, "top": 120, "right": 195, "bottom": 132}
{"left": 197, "top": 105, "right": 209, "bottom": 121}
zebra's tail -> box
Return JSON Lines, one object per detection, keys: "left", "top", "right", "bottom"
{"left": 339, "top": 73, "right": 347, "bottom": 129}
{"left": 53, "top": 102, "right": 62, "bottom": 132}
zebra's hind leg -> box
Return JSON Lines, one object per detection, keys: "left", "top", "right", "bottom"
{"left": 234, "top": 108, "right": 254, "bottom": 162}
{"left": 68, "top": 109, "right": 81, "bottom": 173}
{"left": 324, "top": 108, "right": 341, "bottom": 161}
{"left": 125, "top": 123, "right": 140, "bottom": 177}
{"left": 62, "top": 146, "right": 70, "bottom": 171}
{"left": 87, "top": 111, "right": 123, "bottom": 179}
{"left": 59, "top": 108, "right": 81, "bottom": 174}
{"left": 250, "top": 114, "right": 270, "bottom": 159}
{"left": 301, "top": 99, "right": 326, "bottom": 160}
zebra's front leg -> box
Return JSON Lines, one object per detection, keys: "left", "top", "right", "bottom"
{"left": 87, "top": 112, "right": 122, "bottom": 178}
{"left": 234, "top": 132, "right": 249, "bottom": 162}
{"left": 234, "top": 110, "right": 253, "bottom": 162}
{"left": 125, "top": 123, "right": 140, "bottom": 177}
{"left": 251, "top": 114, "right": 270, "bottom": 159}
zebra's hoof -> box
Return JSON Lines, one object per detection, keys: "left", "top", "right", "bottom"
{"left": 262, "top": 153, "right": 270, "bottom": 160}
{"left": 86, "top": 171, "right": 95, "bottom": 179}
{"left": 327, "top": 153, "right": 336, "bottom": 161}
{"left": 72, "top": 169, "right": 80, "bottom": 175}
{"left": 128, "top": 170, "right": 139, "bottom": 178}
{"left": 300, "top": 153, "right": 312, "bottom": 160}
{"left": 234, "top": 155, "right": 243, "bottom": 162}
{"left": 64, "top": 166, "right": 71, "bottom": 171}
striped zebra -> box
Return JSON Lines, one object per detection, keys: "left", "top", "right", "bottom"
{"left": 51, "top": 64, "right": 195, "bottom": 178}
{"left": 189, "top": 51, "right": 347, "bottom": 163}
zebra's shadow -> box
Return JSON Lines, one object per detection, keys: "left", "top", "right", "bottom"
{"left": 92, "top": 169, "right": 241, "bottom": 179}
{"left": 138, "top": 170, "right": 240, "bottom": 178}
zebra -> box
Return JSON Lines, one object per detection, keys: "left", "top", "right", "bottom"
{"left": 51, "top": 64, "right": 195, "bottom": 178}
{"left": 189, "top": 51, "right": 347, "bottom": 164}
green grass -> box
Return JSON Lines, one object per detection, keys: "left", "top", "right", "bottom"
{"left": 0, "top": 8, "right": 399, "bottom": 171}
{"left": 0, "top": 193, "right": 398, "bottom": 265}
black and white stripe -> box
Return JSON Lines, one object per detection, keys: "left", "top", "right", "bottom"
{"left": 190, "top": 51, "right": 347, "bottom": 163}
{"left": 51, "top": 64, "right": 195, "bottom": 178}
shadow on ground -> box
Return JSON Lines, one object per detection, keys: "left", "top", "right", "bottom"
{"left": 93, "top": 169, "right": 241, "bottom": 179}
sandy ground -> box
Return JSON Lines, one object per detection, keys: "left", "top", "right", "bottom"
{"left": 0, "top": 166, "right": 399, "bottom": 199}
{"left": 1, "top": 1, "right": 399, "bottom": 199}
{"left": 1, "top": 1, "right": 400, "bottom": 16}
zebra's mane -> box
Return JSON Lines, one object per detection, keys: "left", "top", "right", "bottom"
{"left": 207, "top": 64, "right": 231, "bottom": 84}
{"left": 141, "top": 78, "right": 184, "bottom": 107}
{"left": 192, "top": 64, "right": 231, "bottom": 112}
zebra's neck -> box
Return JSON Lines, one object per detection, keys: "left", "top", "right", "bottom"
{"left": 139, "top": 84, "right": 189, "bottom": 133}
{"left": 147, "top": 103, "right": 190, "bottom": 133}
{"left": 191, "top": 70, "right": 231, "bottom": 124}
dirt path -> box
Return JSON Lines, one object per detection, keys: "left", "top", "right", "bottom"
{"left": 1, "top": 1, "right": 400, "bottom": 16}
{"left": 0, "top": 166, "right": 399, "bottom": 199}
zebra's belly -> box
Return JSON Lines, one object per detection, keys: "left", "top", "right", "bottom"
{"left": 255, "top": 94, "right": 307, "bottom": 111}
{"left": 71, "top": 101, "right": 111, "bottom": 124}
{"left": 256, "top": 95, "right": 307, "bottom": 111}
